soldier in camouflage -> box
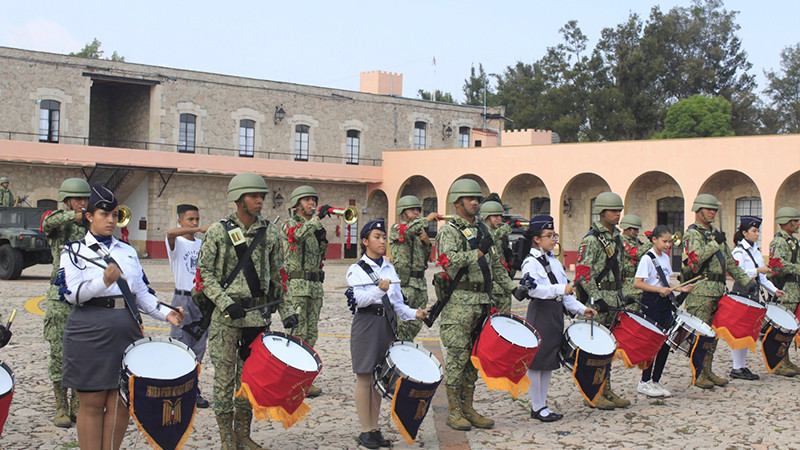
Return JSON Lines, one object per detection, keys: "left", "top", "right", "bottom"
{"left": 389, "top": 195, "right": 437, "bottom": 341}
{"left": 681, "top": 194, "right": 754, "bottom": 389}
{"left": 198, "top": 173, "right": 298, "bottom": 450}
{"left": 480, "top": 200, "right": 517, "bottom": 313}
{"left": 0, "top": 177, "right": 13, "bottom": 207}
{"left": 620, "top": 214, "right": 652, "bottom": 303}
{"left": 767, "top": 207, "right": 800, "bottom": 376}
{"left": 436, "top": 179, "right": 506, "bottom": 431}
{"left": 281, "top": 185, "right": 329, "bottom": 397}
{"left": 42, "top": 178, "right": 90, "bottom": 428}
{"left": 575, "top": 192, "right": 629, "bottom": 410}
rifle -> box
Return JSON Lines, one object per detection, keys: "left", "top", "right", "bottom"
{"left": 423, "top": 268, "right": 467, "bottom": 327}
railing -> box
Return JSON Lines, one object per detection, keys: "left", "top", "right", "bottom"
{"left": 0, "top": 130, "right": 383, "bottom": 166}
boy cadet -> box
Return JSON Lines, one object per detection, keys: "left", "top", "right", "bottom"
{"left": 281, "top": 185, "right": 330, "bottom": 397}
{"left": 42, "top": 178, "right": 89, "bottom": 427}
{"left": 0, "top": 177, "right": 13, "bottom": 207}
{"left": 768, "top": 207, "right": 800, "bottom": 376}
{"left": 436, "top": 179, "right": 506, "bottom": 431}
{"left": 620, "top": 214, "right": 652, "bottom": 302}
{"left": 682, "top": 194, "right": 754, "bottom": 388}
{"left": 197, "top": 173, "right": 298, "bottom": 449}
{"left": 389, "top": 195, "right": 438, "bottom": 341}
{"left": 480, "top": 200, "right": 517, "bottom": 313}
{"left": 166, "top": 204, "right": 210, "bottom": 408}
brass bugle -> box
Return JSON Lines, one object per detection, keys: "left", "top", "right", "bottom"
{"left": 554, "top": 242, "right": 563, "bottom": 257}
{"left": 512, "top": 221, "right": 530, "bottom": 227}
{"left": 436, "top": 214, "right": 455, "bottom": 221}
{"left": 330, "top": 206, "right": 358, "bottom": 225}
{"left": 117, "top": 205, "right": 132, "bottom": 228}
{"left": 672, "top": 231, "right": 682, "bottom": 246}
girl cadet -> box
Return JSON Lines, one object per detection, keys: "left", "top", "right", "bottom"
{"left": 730, "top": 216, "right": 785, "bottom": 380}
{"left": 346, "top": 219, "right": 428, "bottom": 448}
{"left": 59, "top": 184, "right": 184, "bottom": 450}
{"left": 634, "top": 225, "right": 693, "bottom": 398}
{"left": 521, "top": 215, "right": 596, "bottom": 422}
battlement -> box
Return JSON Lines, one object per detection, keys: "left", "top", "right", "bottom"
{"left": 360, "top": 71, "right": 403, "bottom": 96}
{"left": 501, "top": 128, "right": 553, "bottom": 146}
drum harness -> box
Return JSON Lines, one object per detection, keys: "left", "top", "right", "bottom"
{"left": 732, "top": 242, "right": 766, "bottom": 302}
{"left": 526, "top": 251, "right": 574, "bottom": 317}
{"left": 576, "top": 229, "right": 630, "bottom": 312}
{"left": 643, "top": 250, "right": 680, "bottom": 330}
{"left": 354, "top": 259, "right": 399, "bottom": 337}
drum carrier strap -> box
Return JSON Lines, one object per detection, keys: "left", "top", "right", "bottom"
{"left": 644, "top": 251, "right": 680, "bottom": 307}
{"left": 356, "top": 260, "right": 398, "bottom": 337}
{"left": 687, "top": 224, "right": 726, "bottom": 276}
{"left": 87, "top": 242, "right": 143, "bottom": 325}
{"left": 221, "top": 218, "right": 269, "bottom": 298}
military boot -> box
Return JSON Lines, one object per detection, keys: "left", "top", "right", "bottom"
{"left": 445, "top": 387, "right": 471, "bottom": 431}
{"left": 69, "top": 389, "right": 79, "bottom": 423}
{"left": 775, "top": 356, "right": 800, "bottom": 377}
{"left": 306, "top": 384, "right": 322, "bottom": 398}
{"left": 603, "top": 379, "right": 631, "bottom": 408}
{"left": 702, "top": 352, "right": 729, "bottom": 386}
{"left": 782, "top": 355, "right": 800, "bottom": 374}
{"left": 215, "top": 413, "right": 236, "bottom": 450}
{"left": 694, "top": 374, "right": 715, "bottom": 390}
{"left": 459, "top": 385, "right": 494, "bottom": 429}
{"left": 52, "top": 382, "right": 72, "bottom": 428}
{"left": 583, "top": 394, "right": 615, "bottom": 410}
{"left": 234, "top": 410, "right": 266, "bottom": 450}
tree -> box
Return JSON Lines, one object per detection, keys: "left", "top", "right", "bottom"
{"left": 764, "top": 43, "right": 800, "bottom": 134}
{"left": 655, "top": 95, "right": 734, "bottom": 139}
{"left": 462, "top": 63, "right": 498, "bottom": 106}
{"left": 69, "top": 38, "right": 125, "bottom": 62}
{"left": 417, "top": 89, "right": 455, "bottom": 104}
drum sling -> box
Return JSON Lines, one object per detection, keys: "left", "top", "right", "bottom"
{"left": 87, "top": 242, "right": 143, "bottom": 327}
{"left": 356, "top": 260, "right": 398, "bottom": 337}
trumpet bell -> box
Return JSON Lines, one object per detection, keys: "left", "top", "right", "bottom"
{"left": 117, "top": 205, "right": 132, "bottom": 228}
{"left": 672, "top": 231, "right": 683, "bottom": 246}
{"left": 330, "top": 206, "right": 359, "bottom": 225}
{"left": 436, "top": 214, "right": 455, "bottom": 221}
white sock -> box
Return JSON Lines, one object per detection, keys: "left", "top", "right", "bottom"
{"left": 539, "top": 370, "right": 552, "bottom": 407}
{"left": 527, "top": 369, "right": 546, "bottom": 411}
{"left": 731, "top": 348, "right": 748, "bottom": 370}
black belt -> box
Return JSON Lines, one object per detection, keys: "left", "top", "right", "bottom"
{"left": 356, "top": 304, "right": 387, "bottom": 316}
{"left": 783, "top": 275, "right": 800, "bottom": 284}
{"left": 598, "top": 281, "right": 620, "bottom": 290}
{"left": 232, "top": 297, "right": 258, "bottom": 308}
{"left": 84, "top": 296, "right": 126, "bottom": 309}
{"left": 289, "top": 270, "right": 325, "bottom": 282}
{"left": 455, "top": 281, "right": 485, "bottom": 292}
{"left": 174, "top": 289, "right": 192, "bottom": 296}
{"left": 409, "top": 270, "right": 425, "bottom": 279}
{"left": 705, "top": 273, "right": 727, "bottom": 283}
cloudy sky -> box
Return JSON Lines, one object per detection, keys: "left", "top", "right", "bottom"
{"left": 1, "top": 0, "right": 798, "bottom": 102}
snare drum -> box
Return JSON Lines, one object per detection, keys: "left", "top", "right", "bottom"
{"left": 666, "top": 311, "right": 716, "bottom": 355}
{"left": 0, "top": 362, "right": 13, "bottom": 436}
{"left": 763, "top": 303, "right": 799, "bottom": 335}
{"left": 761, "top": 304, "right": 799, "bottom": 373}
{"left": 374, "top": 341, "right": 443, "bottom": 398}
{"left": 559, "top": 320, "right": 616, "bottom": 406}
{"left": 612, "top": 311, "right": 668, "bottom": 369}
{"left": 712, "top": 294, "right": 767, "bottom": 351}
{"left": 119, "top": 337, "right": 198, "bottom": 407}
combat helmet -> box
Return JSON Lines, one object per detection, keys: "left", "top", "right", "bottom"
{"left": 592, "top": 192, "right": 624, "bottom": 214}
{"left": 396, "top": 195, "right": 422, "bottom": 216}
{"left": 447, "top": 179, "right": 483, "bottom": 203}
{"left": 227, "top": 173, "right": 268, "bottom": 202}
{"left": 57, "top": 178, "right": 91, "bottom": 202}
{"left": 291, "top": 185, "right": 318, "bottom": 208}
{"left": 480, "top": 201, "right": 504, "bottom": 217}
{"left": 619, "top": 214, "right": 643, "bottom": 230}
{"left": 775, "top": 207, "right": 800, "bottom": 225}
{"left": 0, "top": 177, "right": 7, "bottom": 184}
{"left": 691, "top": 194, "right": 720, "bottom": 212}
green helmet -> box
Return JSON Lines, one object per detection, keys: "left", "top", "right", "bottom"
{"left": 227, "top": 173, "right": 268, "bottom": 202}
{"left": 290, "top": 185, "right": 318, "bottom": 208}
{"left": 0, "top": 177, "right": 8, "bottom": 184}
{"left": 619, "top": 214, "right": 643, "bottom": 230}
{"left": 448, "top": 179, "right": 483, "bottom": 203}
{"left": 691, "top": 194, "right": 720, "bottom": 212}
{"left": 58, "top": 178, "right": 91, "bottom": 202}
{"left": 396, "top": 195, "right": 422, "bottom": 216}
{"left": 480, "top": 201, "right": 504, "bottom": 217}
{"left": 775, "top": 207, "right": 800, "bottom": 225}
{"left": 592, "top": 192, "right": 624, "bottom": 214}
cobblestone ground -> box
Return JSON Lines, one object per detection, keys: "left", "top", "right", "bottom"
{"left": 1, "top": 260, "right": 799, "bottom": 449}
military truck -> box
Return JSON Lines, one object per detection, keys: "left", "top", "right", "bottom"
{"left": 0, "top": 207, "right": 53, "bottom": 279}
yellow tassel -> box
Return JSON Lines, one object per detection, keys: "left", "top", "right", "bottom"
{"left": 236, "top": 382, "right": 311, "bottom": 429}
{"left": 469, "top": 356, "right": 529, "bottom": 398}
{"left": 614, "top": 349, "right": 652, "bottom": 370}
{"left": 712, "top": 325, "right": 757, "bottom": 352}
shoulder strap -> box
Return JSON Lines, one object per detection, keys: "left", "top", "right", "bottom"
{"left": 221, "top": 219, "right": 269, "bottom": 296}
{"left": 357, "top": 259, "right": 381, "bottom": 284}
{"left": 687, "top": 224, "right": 725, "bottom": 274}
{"left": 645, "top": 251, "right": 671, "bottom": 289}
{"left": 535, "top": 254, "right": 559, "bottom": 285}
{"left": 356, "top": 259, "right": 398, "bottom": 336}
{"left": 87, "top": 242, "right": 143, "bottom": 324}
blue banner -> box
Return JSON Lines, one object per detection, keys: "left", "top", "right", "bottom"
{"left": 129, "top": 367, "right": 198, "bottom": 450}
{"left": 761, "top": 326, "right": 793, "bottom": 373}
{"left": 571, "top": 349, "right": 613, "bottom": 406}
{"left": 690, "top": 335, "right": 715, "bottom": 384}
{"left": 390, "top": 377, "right": 440, "bottom": 445}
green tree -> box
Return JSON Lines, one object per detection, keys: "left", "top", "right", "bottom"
{"left": 462, "top": 63, "right": 498, "bottom": 106}
{"left": 417, "top": 89, "right": 455, "bottom": 103}
{"left": 655, "top": 95, "right": 734, "bottom": 139}
{"left": 764, "top": 43, "right": 800, "bottom": 134}
{"left": 69, "top": 38, "right": 125, "bottom": 61}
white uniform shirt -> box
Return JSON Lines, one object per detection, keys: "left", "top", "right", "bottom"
{"left": 732, "top": 240, "right": 778, "bottom": 295}
{"left": 521, "top": 247, "right": 586, "bottom": 316}
{"left": 346, "top": 254, "right": 417, "bottom": 322}
{"left": 60, "top": 232, "right": 168, "bottom": 321}
{"left": 635, "top": 250, "right": 673, "bottom": 288}
{"left": 167, "top": 235, "right": 202, "bottom": 291}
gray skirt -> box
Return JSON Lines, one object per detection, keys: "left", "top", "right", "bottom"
{"left": 527, "top": 298, "right": 564, "bottom": 371}
{"left": 62, "top": 305, "right": 143, "bottom": 391}
{"left": 350, "top": 311, "right": 394, "bottom": 374}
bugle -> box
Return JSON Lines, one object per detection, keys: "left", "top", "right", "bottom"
{"left": 672, "top": 231, "right": 682, "bottom": 246}
{"left": 329, "top": 206, "right": 358, "bottom": 225}
{"left": 117, "top": 205, "right": 132, "bottom": 228}
{"left": 436, "top": 214, "right": 454, "bottom": 221}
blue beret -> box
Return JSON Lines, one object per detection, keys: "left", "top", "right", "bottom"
{"left": 360, "top": 219, "right": 386, "bottom": 239}
{"left": 528, "top": 215, "right": 554, "bottom": 231}
{"left": 740, "top": 215, "right": 761, "bottom": 228}
{"left": 89, "top": 183, "right": 118, "bottom": 212}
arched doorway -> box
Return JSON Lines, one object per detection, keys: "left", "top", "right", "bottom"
{"left": 776, "top": 171, "right": 800, "bottom": 210}
{"left": 625, "top": 171, "right": 684, "bottom": 270}
{"left": 559, "top": 173, "right": 611, "bottom": 268}
{"left": 699, "top": 170, "right": 761, "bottom": 245}
{"left": 501, "top": 173, "right": 550, "bottom": 220}
{"left": 398, "top": 175, "right": 439, "bottom": 237}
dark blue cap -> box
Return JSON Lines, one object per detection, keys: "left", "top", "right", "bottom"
{"left": 740, "top": 215, "right": 762, "bottom": 228}
{"left": 89, "top": 183, "right": 118, "bottom": 212}
{"left": 360, "top": 218, "right": 385, "bottom": 239}
{"left": 528, "top": 215, "right": 554, "bottom": 231}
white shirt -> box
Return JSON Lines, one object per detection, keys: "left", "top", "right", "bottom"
{"left": 732, "top": 240, "right": 778, "bottom": 295}
{"left": 167, "top": 235, "right": 202, "bottom": 291}
{"left": 60, "top": 232, "right": 168, "bottom": 322}
{"left": 635, "top": 250, "right": 673, "bottom": 288}
{"left": 521, "top": 247, "right": 586, "bottom": 316}
{"left": 346, "top": 254, "right": 417, "bottom": 322}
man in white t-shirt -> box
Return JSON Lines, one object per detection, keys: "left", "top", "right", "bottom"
{"left": 167, "top": 204, "right": 210, "bottom": 408}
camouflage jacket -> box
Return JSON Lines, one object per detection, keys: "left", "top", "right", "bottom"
{"left": 197, "top": 213, "right": 294, "bottom": 328}
{"left": 0, "top": 188, "right": 13, "bottom": 207}
{"left": 281, "top": 214, "right": 327, "bottom": 297}
{"left": 768, "top": 229, "right": 800, "bottom": 288}
{"left": 42, "top": 209, "right": 87, "bottom": 300}
{"left": 389, "top": 217, "right": 432, "bottom": 290}
{"left": 683, "top": 222, "right": 750, "bottom": 297}
{"left": 576, "top": 222, "right": 624, "bottom": 302}
{"left": 489, "top": 223, "right": 516, "bottom": 294}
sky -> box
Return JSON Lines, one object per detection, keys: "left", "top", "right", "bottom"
{"left": 1, "top": 0, "right": 798, "bottom": 103}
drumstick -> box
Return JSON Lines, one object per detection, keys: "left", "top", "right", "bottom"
{"left": 62, "top": 246, "right": 129, "bottom": 281}
{"left": 350, "top": 281, "right": 402, "bottom": 288}
{"left": 286, "top": 323, "right": 296, "bottom": 347}
{"left": 158, "top": 301, "right": 182, "bottom": 314}
{"left": 589, "top": 297, "right": 595, "bottom": 340}
{"left": 670, "top": 275, "right": 704, "bottom": 292}
{"left": 5, "top": 309, "right": 16, "bottom": 331}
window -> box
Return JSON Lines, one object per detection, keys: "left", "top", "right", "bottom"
{"left": 39, "top": 100, "right": 60, "bottom": 143}
{"left": 239, "top": 119, "right": 255, "bottom": 157}
{"left": 736, "top": 197, "right": 763, "bottom": 247}
{"left": 414, "top": 122, "right": 427, "bottom": 149}
{"left": 590, "top": 198, "right": 599, "bottom": 224}
{"left": 346, "top": 130, "right": 360, "bottom": 165}
{"left": 458, "top": 127, "right": 470, "bottom": 148}
{"left": 295, "top": 124, "right": 309, "bottom": 161}
{"left": 530, "top": 197, "right": 550, "bottom": 216}
{"left": 179, "top": 114, "right": 196, "bottom": 153}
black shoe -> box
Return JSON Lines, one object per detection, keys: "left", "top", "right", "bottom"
{"left": 531, "top": 407, "right": 562, "bottom": 422}
{"left": 730, "top": 368, "right": 759, "bottom": 381}
{"left": 196, "top": 393, "right": 210, "bottom": 409}
{"left": 742, "top": 367, "right": 760, "bottom": 380}
{"left": 371, "top": 430, "right": 392, "bottom": 447}
{"left": 357, "top": 432, "right": 380, "bottom": 449}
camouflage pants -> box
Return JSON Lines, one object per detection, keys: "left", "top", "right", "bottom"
{"left": 492, "top": 288, "right": 511, "bottom": 314}
{"left": 779, "top": 282, "right": 800, "bottom": 314}
{"left": 207, "top": 321, "right": 258, "bottom": 416}
{"left": 622, "top": 279, "right": 642, "bottom": 307}
{"left": 440, "top": 302, "right": 486, "bottom": 389}
{"left": 397, "top": 286, "right": 427, "bottom": 341}
{"left": 291, "top": 293, "right": 323, "bottom": 348}
{"left": 43, "top": 299, "right": 72, "bottom": 383}
{"left": 594, "top": 289, "right": 623, "bottom": 328}
{"left": 683, "top": 293, "right": 719, "bottom": 325}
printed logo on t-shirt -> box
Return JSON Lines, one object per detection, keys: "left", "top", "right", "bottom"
{"left": 183, "top": 249, "right": 199, "bottom": 276}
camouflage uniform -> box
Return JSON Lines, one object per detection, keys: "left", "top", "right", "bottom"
{"left": 389, "top": 217, "right": 430, "bottom": 341}
{"left": 489, "top": 223, "right": 516, "bottom": 313}
{"left": 198, "top": 213, "right": 295, "bottom": 417}
{"left": 621, "top": 234, "right": 652, "bottom": 302}
{"left": 576, "top": 222, "right": 625, "bottom": 327}
{"left": 0, "top": 187, "right": 13, "bottom": 207}
{"left": 768, "top": 229, "right": 800, "bottom": 314}
{"left": 281, "top": 214, "right": 327, "bottom": 348}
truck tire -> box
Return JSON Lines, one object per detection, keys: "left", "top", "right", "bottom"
{"left": 0, "top": 244, "right": 23, "bottom": 280}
